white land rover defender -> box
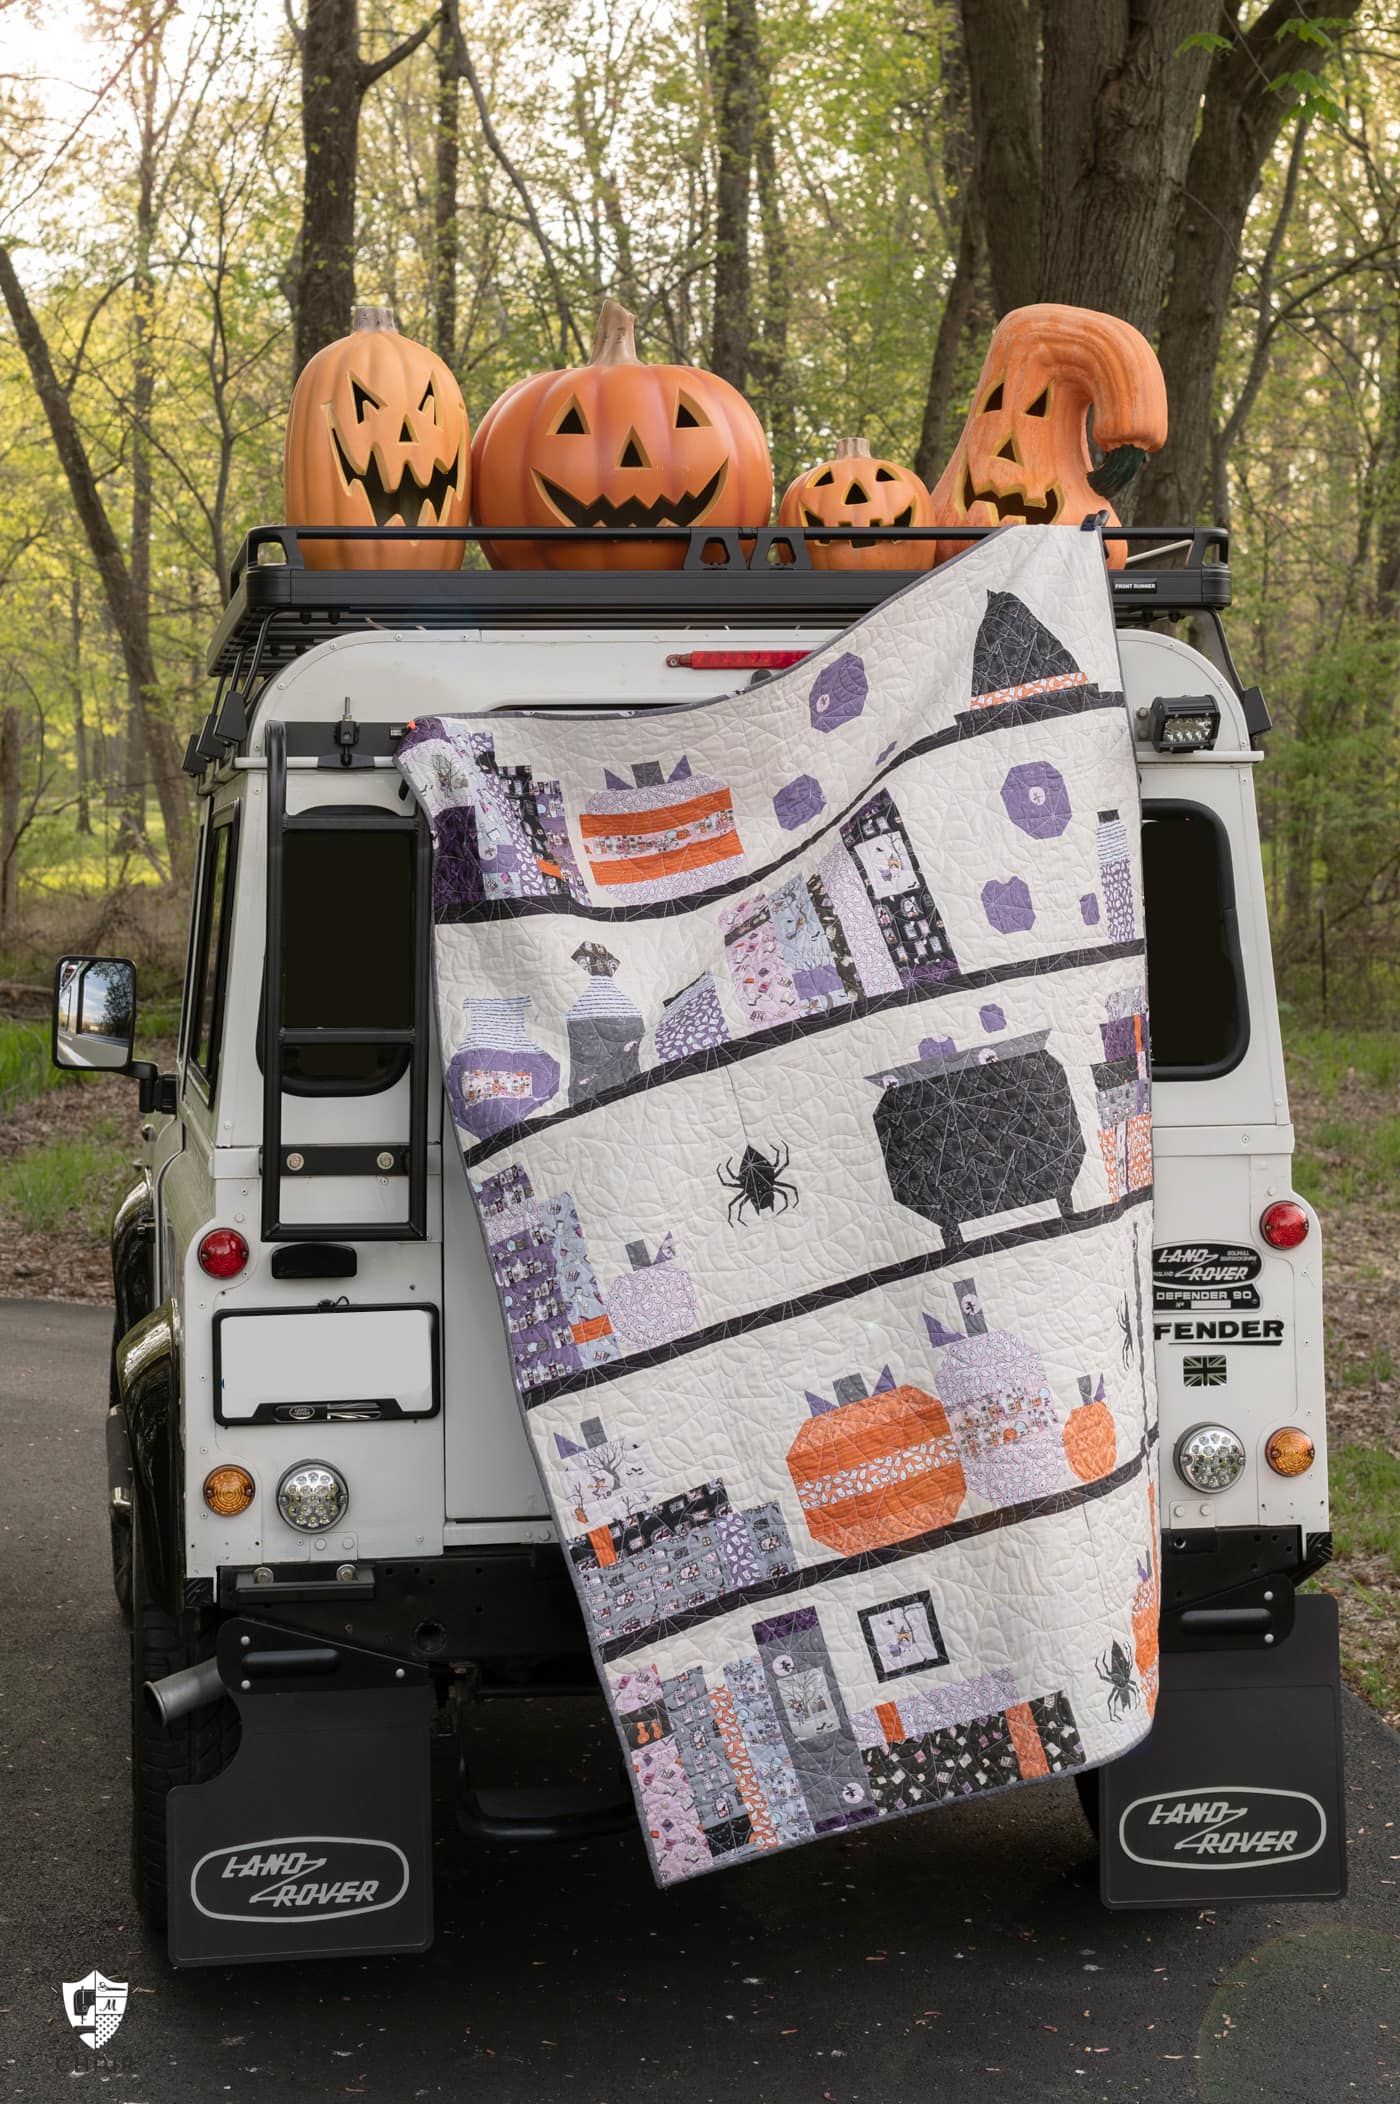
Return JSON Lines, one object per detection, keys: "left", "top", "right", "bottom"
{"left": 54, "top": 521, "right": 1344, "bottom": 1965}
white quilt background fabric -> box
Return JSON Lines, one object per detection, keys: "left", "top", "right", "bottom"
{"left": 398, "top": 527, "right": 1160, "bottom": 1885}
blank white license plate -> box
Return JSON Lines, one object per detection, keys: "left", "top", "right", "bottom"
{"left": 214, "top": 1307, "right": 438, "bottom": 1425}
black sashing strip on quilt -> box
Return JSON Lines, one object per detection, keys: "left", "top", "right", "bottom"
{"left": 594, "top": 1430, "right": 1160, "bottom": 1663}
{"left": 461, "top": 936, "right": 1145, "bottom": 1170}
{"left": 441, "top": 686, "right": 1126, "bottom": 928}
{"left": 523, "top": 1184, "right": 1153, "bottom": 1408}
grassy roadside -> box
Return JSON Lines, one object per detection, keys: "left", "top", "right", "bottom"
{"left": 1287, "top": 1028, "right": 1400, "bottom": 1727}
{"left": 0, "top": 1012, "right": 1396, "bottom": 1720}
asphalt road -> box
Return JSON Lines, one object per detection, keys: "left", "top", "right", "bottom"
{"left": 2, "top": 1296, "right": 1397, "bottom": 2103}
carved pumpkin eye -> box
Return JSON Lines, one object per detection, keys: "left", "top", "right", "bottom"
{"left": 555, "top": 400, "right": 589, "bottom": 435}
{"left": 875, "top": 466, "right": 897, "bottom": 482}
{"left": 675, "top": 394, "right": 709, "bottom": 428}
{"left": 812, "top": 468, "right": 834, "bottom": 486}
{"left": 1025, "top": 387, "right": 1050, "bottom": 417}
{"left": 418, "top": 379, "right": 439, "bottom": 422}
{"left": 981, "top": 380, "right": 1004, "bottom": 414}
{"left": 351, "top": 378, "right": 382, "bottom": 421}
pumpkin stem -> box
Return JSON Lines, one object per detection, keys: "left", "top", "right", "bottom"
{"left": 835, "top": 436, "right": 872, "bottom": 459}
{"left": 352, "top": 303, "right": 398, "bottom": 334}
{"left": 590, "top": 298, "right": 641, "bottom": 368}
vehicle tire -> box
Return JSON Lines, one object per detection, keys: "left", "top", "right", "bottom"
{"left": 129, "top": 1511, "right": 237, "bottom": 1929}
{"left": 109, "top": 1320, "right": 133, "bottom": 1623}
{"left": 1074, "top": 1769, "right": 1101, "bottom": 1843}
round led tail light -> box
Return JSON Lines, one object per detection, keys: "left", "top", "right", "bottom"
{"left": 1265, "top": 1427, "right": 1316, "bottom": 1478}
{"left": 1260, "top": 1200, "right": 1309, "bottom": 1250}
{"left": 203, "top": 1464, "right": 255, "bottom": 1516}
{"left": 1175, "top": 1422, "right": 1247, "bottom": 1495}
{"left": 276, "top": 1461, "right": 349, "bottom": 1533}
{"left": 198, "top": 1227, "right": 249, "bottom": 1278}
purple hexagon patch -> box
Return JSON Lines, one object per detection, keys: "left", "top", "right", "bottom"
{"left": 1001, "top": 760, "right": 1071, "bottom": 838}
{"left": 982, "top": 876, "right": 1035, "bottom": 934}
{"left": 979, "top": 1004, "right": 1007, "bottom": 1032}
{"left": 773, "top": 774, "right": 825, "bottom": 830}
{"left": 809, "top": 652, "right": 868, "bottom": 732}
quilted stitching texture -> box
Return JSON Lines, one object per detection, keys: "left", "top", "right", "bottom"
{"left": 398, "top": 526, "right": 1160, "bottom": 1886}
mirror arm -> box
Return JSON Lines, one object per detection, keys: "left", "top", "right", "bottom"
{"left": 131, "top": 1062, "right": 176, "bottom": 1116}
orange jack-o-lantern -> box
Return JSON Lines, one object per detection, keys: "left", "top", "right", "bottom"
{"left": 928, "top": 304, "right": 1167, "bottom": 571}
{"left": 471, "top": 298, "right": 773, "bottom": 571}
{"left": 284, "top": 304, "right": 471, "bottom": 572}
{"left": 777, "top": 437, "right": 935, "bottom": 572}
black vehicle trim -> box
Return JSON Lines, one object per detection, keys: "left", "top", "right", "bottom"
{"left": 115, "top": 1300, "right": 184, "bottom": 1618}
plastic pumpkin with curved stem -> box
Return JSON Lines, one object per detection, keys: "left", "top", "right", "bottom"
{"left": 284, "top": 304, "right": 471, "bottom": 571}
{"left": 927, "top": 304, "right": 1168, "bottom": 571}
{"left": 777, "top": 437, "right": 936, "bottom": 572}
{"left": 470, "top": 299, "right": 773, "bottom": 571}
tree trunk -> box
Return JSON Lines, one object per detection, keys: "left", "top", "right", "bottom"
{"left": 295, "top": 0, "right": 362, "bottom": 374}
{"left": 1037, "top": 0, "right": 1215, "bottom": 334}
{"left": 0, "top": 704, "right": 19, "bottom": 933}
{"left": 1136, "top": 0, "right": 1364, "bottom": 524}
{"left": 124, "top": 31, "right": 157, "bottom": 858}
{"left": 706, "top": 0, "right": 761, "bottom": 390}
{"left": 433, "top": 1, "right": 463, "bottom": 362}
{"left": 0, "top": 248, "right": 189, "bottom": 877}
{"left": 752, "top": 92, "right": 793, "bottom": 482}
{"left": 71, "top": 575, "right": 91, "bottom": 836}
{"left": 959, "top": 0, "right": 1040, "bottom": 316}
{"left": 915, "top": 194, "right": 984, "bottom": 486}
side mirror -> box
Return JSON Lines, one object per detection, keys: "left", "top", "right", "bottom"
{"left": 52, "top": 955, "right": 137, "bottom": 1072}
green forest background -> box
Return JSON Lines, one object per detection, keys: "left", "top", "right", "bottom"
{"left": 0, "top": 0, "right": 1397, "bottom": 1024}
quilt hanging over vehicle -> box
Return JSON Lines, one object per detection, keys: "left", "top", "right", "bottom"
{"left": 397, "top": 526, "right": 1160, "bottom": 1885}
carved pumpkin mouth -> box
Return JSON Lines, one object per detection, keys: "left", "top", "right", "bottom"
{"left": 961, "top": 471, "right": 1060, "bottom": 525}
{"left": 803, "top": 503, "right": 914, "bottom": 550}
{"left": 535, "top": 462, "right": 727, "bottom": 529}
{"left": 330, "top": 426, "right": 465, "bottom": 526}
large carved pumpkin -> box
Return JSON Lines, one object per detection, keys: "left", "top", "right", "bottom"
{"left": 928, "top": 305, "right": 1167, "bottom": 571}
{"left": 471, "top": 299, "right": 773, "bottom": 571}
{"left": 284, "top": 304, "right": 471, "bottom": 572}
{"left": 777, "top": 437, "right": 935, "bottom": 572}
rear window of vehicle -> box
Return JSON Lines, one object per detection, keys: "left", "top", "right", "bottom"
{"left": 188, "top": 814, "right": 237, "bottom": 1092}
{"left": 277, "top": 825, "right": 415, "bottom": 1093}
{"left": 1142, "top": 803, "right": 1248, "bottom": 1078}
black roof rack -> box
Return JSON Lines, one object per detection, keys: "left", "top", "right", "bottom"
{"left": 207, "top": 522, "right": 1230, "bottom": 678}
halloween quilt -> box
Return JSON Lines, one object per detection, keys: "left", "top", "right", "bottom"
{"left": 397, "top": 526, "right": 1160, "bottom": 1885}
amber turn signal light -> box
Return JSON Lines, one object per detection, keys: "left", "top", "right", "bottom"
{"left": 203, "top": 1464, "right": 255, "bottom": 1516}
{"left": 1264, "top": 1427, "right": 1315, "bottom": 1478}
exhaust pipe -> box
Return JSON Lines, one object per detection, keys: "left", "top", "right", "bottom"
{"left": 145, "top": 1655, "right": 224, "bottom": 1727}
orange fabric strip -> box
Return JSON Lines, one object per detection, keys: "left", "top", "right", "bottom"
{"left": 588, "top": 832, "right": 742, "bottom": 887}
{"left": 1006, "top": 1701, "right": 1049, "bottom": 1779}
{"left": 589, "top": 1524, "right": 617, "bottom": 1568}
{"left": 876, "top": 1700, "right": 905, "bottom": 1746}
{"left": 578, "top": 787, "right": 734, "bottom": 838}
{"left": 572, "top": 1314, "right": 614, "bottom": 1344}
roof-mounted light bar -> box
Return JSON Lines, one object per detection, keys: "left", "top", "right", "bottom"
{"left": 1149, "top": 694, "right": 1221, "bottom": 752}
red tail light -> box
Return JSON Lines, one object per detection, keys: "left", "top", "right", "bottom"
{"left": 665, "top": 649, "right": 810, "bottom": 670}
{"left": 198, "top": 1228, "right": 249, "bottom": 1278}
{"left": 1259, "top": 1201, "right": 1309, "bottom": 1250}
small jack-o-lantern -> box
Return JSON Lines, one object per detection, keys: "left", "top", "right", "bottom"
{"left": 284, "top": 304, "right": 471, "bottom": 572}
{"left": 471, "top": 298, "right": 773, "bottom": 571}
{"left": 928, "top": 304, "right": 1167, "bottom": 571}
{"left": 777, "top": 437, "right": 935, "bottom": 572}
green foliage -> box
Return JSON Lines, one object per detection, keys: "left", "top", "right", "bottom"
{"left": 1327, "top": 1446, "right": 1400, "bottom": 1574}
{"left": 0, "top": 1019, "right": 54, "bottom": 1110}
{"left": 0, "top": 1116, "right": 131, "bottom": 1234}
{"left": 1283, "top": 1026, "right": 1400, "bottom": 1097}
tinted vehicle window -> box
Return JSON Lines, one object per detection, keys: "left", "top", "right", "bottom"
{"left": 189, "top": 818, "right": 236, "bottom": 1088}
{"left": 1142, "top": 804, "right": 1248, "bottom": 1077}
{"left": 279, "top": 827, "right": 415, "bottom": 1092}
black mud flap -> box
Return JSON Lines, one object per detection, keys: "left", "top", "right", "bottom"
{"left": 1098, "top": 1594, "right": 1346, "bottom": 1907}
{"left": 167, "top": 1619, "right": 434, "bottom": 1965}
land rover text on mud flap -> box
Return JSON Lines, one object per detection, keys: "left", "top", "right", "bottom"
{"left": 53, "top": 521, "right": 1345, "bottom": 1965}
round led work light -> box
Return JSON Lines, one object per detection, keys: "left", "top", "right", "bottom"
{"left": 1174, "top": 1422, "right": 1246, "bottom": 1495}
{"left": 276, "top": 1461, "right": 349, "bottom": 1532}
